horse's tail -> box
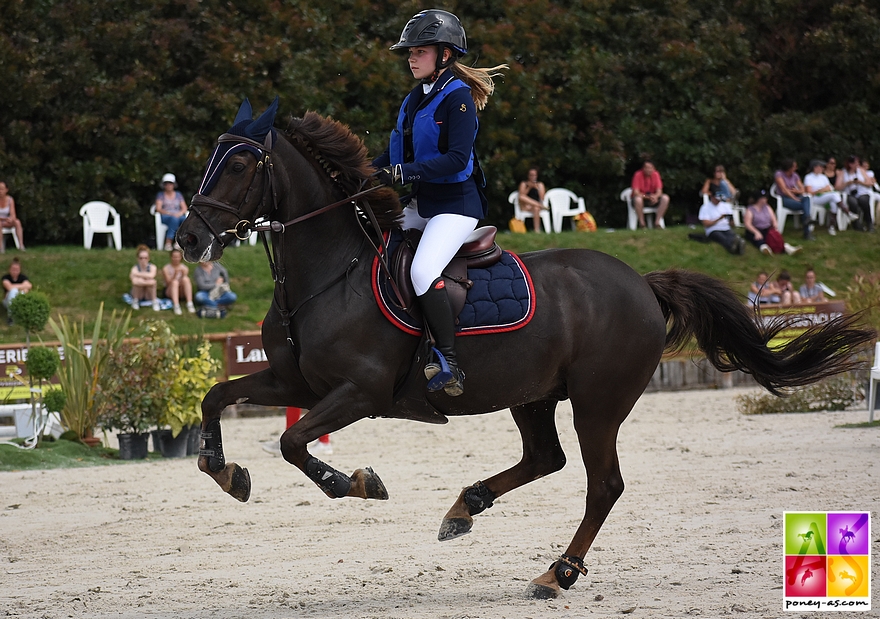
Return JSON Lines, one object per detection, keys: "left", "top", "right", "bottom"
{"left": 644, "top": 269, "right": 875, "bottom": 395}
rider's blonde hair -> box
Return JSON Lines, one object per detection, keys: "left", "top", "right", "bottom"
{"left": 450, "top": 62, "right": 508, "bottom": 111}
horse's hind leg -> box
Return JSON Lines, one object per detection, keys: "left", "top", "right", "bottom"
{"left": 525, "top": 394, "right": 629, "bottom": 599}
{"left": 439, "top": 399, "right": 565, "bottom": 541}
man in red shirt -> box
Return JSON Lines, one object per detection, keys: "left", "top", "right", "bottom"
{"left": 631, "top": 160, "right": 670, "bottom": 228}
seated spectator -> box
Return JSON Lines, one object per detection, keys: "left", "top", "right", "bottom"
{"left": 837, "top": 156, "right": 873, "bottom": 232}
{"left": 195, "top": 261, "right": 237, "bottom": 308}
{"left": 631, "top": 160, "right": 669, "bottom": 229}
{"left": 803, "top": 160, "right": 844, "bottom": 235}
{"left": 861, "top": 158, "right": 875, "bottom": 184}
{"left": 517, "top": 167, "right": 547, "bottom": 233}
{"left": 748, "top": 271, "right": 781, "bottom": 305}
{"left": 774, "top": 159, "right": 814, "bottom": 240}
{"left": 2, "top": 257, "right": 32, "bottom": 324}
{"left": 743, "top": 189, "right": 801, "bottom": 255}
{"left": 698, "top": 191, "right": 744, "bottom": 254}
{"left": 700, "top": 165, "right": 738, "bottom": 202}
{"left": 775, "top": 271, "right": 801, "bottom": 305}
{"left": 0, "top": 181, "right": 26, "bottom": 252}
{"left": 799, "top": 268, "right": 826, "bottom": 303}
{"left": 129, "top": 244, "right": 160, "bottom": 311}
{"left": 162, "top": 248, "right": 196, "bottom": 316}
{"left": 155, "top": 173, "right": 188, "bottom": 251}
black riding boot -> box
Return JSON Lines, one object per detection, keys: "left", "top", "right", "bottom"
{"left": 418, "top": 277, "right": 464, "bottom": 396}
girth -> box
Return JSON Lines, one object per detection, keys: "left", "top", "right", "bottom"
{"left": 390, "top": 225, "right": 502, "bottom": 318}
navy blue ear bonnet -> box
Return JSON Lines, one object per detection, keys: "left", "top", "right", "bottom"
{"left": 198, "top": 97, "right": 279, "bottom": 195}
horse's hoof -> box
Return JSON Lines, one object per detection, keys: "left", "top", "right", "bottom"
{"left": 227, "top": 464, "right": 251, "bottom": 502}
{"left": 437, "top": 517, "right": 472, "bottom": 541}
{"left": 358, "top": 467, "right": 389, "bottom": 500}
{"left": 524, "top": 582, "right": 561, "bottom": 599}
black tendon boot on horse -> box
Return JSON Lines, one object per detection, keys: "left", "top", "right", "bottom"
{"left": 419, "top": 278, "right": 465, "bottom": 396}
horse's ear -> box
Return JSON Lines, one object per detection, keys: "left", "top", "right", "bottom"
{"left": 234, "top": 98, "right": 253, "bottom": 126}
{"left": 249, "top": 96, "right": 279, "bottom": 141}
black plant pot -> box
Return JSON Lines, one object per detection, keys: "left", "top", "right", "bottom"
{"left": 186, "top": 425, "right": 201, "bottom": 456}
{"left": 157, "top": 428, "right": 189, "bottom": 458}
{"left": 151, "top": 429, "right": 164, "bottom": 453}
{"left": 117, "top": 432, "right": 149, "bottom": 460}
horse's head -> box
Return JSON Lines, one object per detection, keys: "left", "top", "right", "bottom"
{"left": 178, "top": 97, "right": 280, "bottom": 262}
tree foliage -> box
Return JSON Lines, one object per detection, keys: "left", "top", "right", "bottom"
{"left": 1, "top": 0, "right": 878, "bottom": 241}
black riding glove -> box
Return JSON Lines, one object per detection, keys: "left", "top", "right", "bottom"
{"left": 374, "top": 164, "right": 402, "bottom": 187}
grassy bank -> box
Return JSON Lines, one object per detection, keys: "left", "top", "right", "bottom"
{"left": 2, "top": 223, "right": 877, "bottom": 345}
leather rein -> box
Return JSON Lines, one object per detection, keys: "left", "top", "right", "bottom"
{"left": 188, "top": 130, "right": 406, "bottom": 352}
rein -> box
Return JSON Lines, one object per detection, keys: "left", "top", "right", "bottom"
{"left": 189, "top": 129, "right": 408, "bottom": 355}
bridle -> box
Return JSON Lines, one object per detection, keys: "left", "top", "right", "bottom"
{"left": 187, "top": 129, "right": 406, "bottom": 357}
{"left": 189, "top": 131, "right": 387, "bottom": 248}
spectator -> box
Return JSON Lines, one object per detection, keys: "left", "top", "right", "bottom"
{"left": 0, "top": 181, "right": 26, "bottom": 253}
{"left": 700, "top": 165, "right": 738, "bottom": 202}
{"left": 860, "top": 158, "right": 875, "bottom": 184}
{"left": 154, "top": 173, "right": 188, "bottom": 251}
{"left": 748, "top": 271, "right": 781, "bottom": 305}
{"left": 2, "top": 257, "right": 32, "bottom": 325}
{"left": 823, "top": 157, "right": 841, "bottom": 189}
{"left": 698, "top": 191, "right": 744, "bottom": 254}
{"left": 775, "top": 271, "right": 801, "bottom": 305}
{"left": 129, "top": 244, "right": 160, "bottom": 311}
{"left": 774, "top": 159, "right": 815, "bottom": 240}
{"left": 803, "top": 160, "right": 844, "bottom": 235}
{"left": 743, "top": 189, "right": 801, "bottom": 255}
{"left": 837, "top": 156, "right": 873, "bottom": 232}
{"left": 631, "top": 160, "right": 670, "bottom": 229}
{"left": 799, "top": 268, "right": 826, "bottom": 303}
{"left": 517, "top": 167, "right": 547, "bottom": 232}
{"left": 194, "top": 262, "right": 237, "bottom": 308}
{"left": 162, "top": 248, "right": 196, "bottom": 316}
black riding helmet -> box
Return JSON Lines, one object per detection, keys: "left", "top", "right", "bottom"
{"left": 391, "top": 9, "right": 467, "bottom": 79}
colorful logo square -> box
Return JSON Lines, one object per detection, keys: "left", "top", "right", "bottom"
{"left": 784, "top": 512, "right": 827, "bottom": 555}
{"left": 827, "top": 512, "right": 869, "bottom": 555}
{"left": 827, "top": 555, "right": 869, "bottom": 598}
{"left": 785, "top": 555, "right": 827, "bottom": 597}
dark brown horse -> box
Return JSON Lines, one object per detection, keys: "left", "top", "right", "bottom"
{"left": 177, "top": 101, "right": 873, "bottom": 599}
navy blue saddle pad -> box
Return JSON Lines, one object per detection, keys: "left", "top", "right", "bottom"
{"left": 371, "top": 230, "right": 536, "bottom": 337}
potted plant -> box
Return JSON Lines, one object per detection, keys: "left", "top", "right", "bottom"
{"left": 97, "top": 320, "right": 178, "bottom": 458}
{"left": 20, "top": 345, "right": 60, "bottom": 448}
{"left": 48, "top": 304, "right": 130, "bottom": 445}
{"left": 165, "top": 338, "right": 221, "bottom": 456}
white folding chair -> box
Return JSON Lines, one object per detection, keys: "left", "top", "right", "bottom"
{"left": 868, "top": 342, "right": 880, "bottom": 423}
{"left": 621, "top": 188, "right": 658, "bottom": 230}
{"left": 544, "top": 188, "right": 586, "bottom": 233}
{"left": 79, "top": 201, "right": 122, "bottom": 250}
{"left": 508, "top": 190, "right": 551, "bottom": 233}
{"left": 1, "top": 227, "right": 21, "bottom": 250}
{"left": 771, "top": 185, "right": 824, "bottom": 233}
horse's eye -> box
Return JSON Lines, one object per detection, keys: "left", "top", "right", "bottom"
{"left": 231, "top": 161, "right": 246, "bottom": 173}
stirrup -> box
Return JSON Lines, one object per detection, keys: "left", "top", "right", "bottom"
{"left": 427, "top": 348, "right": 464, "bottom": 396}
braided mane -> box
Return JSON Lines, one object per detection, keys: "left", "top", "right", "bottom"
{"left": 283, "top": 112, "right": 402, "bottom": 230}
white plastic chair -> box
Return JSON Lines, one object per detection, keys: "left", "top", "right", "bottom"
{"left": 79, "top": 201, "right": 122, "bottom": 250}
{"left": 508, "top": 190, "right": 551, "bottom": 233}
{"left": 771, "top": 185, "right": 824, "bottom": 233}
{"left": 621, "top": 188, "right": 658, "bottom": 230}
{"left": 867, "top": 342, "right": 880, "bottom": 422}
{"left": 1, "top": 227, "right": 21, "bottom": 250}
{"left": 545, "top": 188, "right": 586, "bottom": 233}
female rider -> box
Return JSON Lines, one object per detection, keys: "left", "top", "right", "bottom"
{"left": 373, "top": 9, "right": 506, "bottom": 397}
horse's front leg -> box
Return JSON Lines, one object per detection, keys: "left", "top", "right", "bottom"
{"left": 198, "top": 368, "right": 318, "bottom": 502}
{"left": 278, "top": 382, "right": 389, "bottom": 501}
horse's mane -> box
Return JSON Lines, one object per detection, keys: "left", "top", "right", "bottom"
{"left": 282, "top": 112, "right": 402, "bottom": 230}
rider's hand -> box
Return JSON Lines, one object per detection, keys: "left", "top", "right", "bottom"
{"left": 374, "top": 164, "right": 402, "bottom": 187}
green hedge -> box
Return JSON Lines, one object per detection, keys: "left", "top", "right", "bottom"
{"left": 1, "top": 0, "right": 878, "bottom": 244}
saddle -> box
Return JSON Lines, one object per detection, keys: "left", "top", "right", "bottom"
{"left": 390, "top": 226, "right": 502, "bottom": 319}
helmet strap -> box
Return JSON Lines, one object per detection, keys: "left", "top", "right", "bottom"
{"left": 424, "top": 45, "right": 455, "bottom": 84}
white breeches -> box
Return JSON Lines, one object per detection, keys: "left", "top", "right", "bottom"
{"left": 811, "top": 192, "right": 842, "bottom": 213}
{"left": 402, "top": 205, "right": 478, "bottom": 296}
